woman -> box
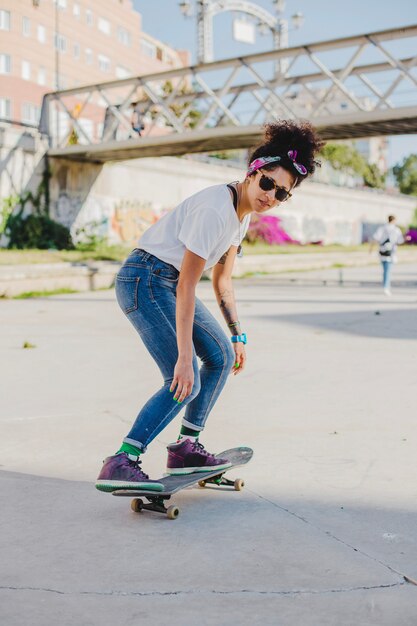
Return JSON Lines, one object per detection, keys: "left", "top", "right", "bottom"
{"left": 96, "top": 120, "right": 324, "bottom": 492}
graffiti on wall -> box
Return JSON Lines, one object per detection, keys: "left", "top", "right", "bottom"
{"left": 54, "top": 192, "right": 83, "bottom": 229}
{"left": 280, "top": 213, "right": 360, "bottom": 245}
{"left": 111, "top": 199, "right": 160, "bottom": 245}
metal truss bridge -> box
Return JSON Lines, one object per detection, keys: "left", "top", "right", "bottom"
{"left": 40, "top": 24, "right": 417, "bottom": 162}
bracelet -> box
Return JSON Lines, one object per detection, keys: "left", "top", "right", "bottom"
{"left": 231, "top": 333, "right": 247, "bottom": 345}
{"left": 228, "top": 321, "right": 240, "bottom": 328}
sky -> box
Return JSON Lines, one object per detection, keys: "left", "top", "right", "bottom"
{"left": 133, "top": 0, "right": 417, "bottom": 166}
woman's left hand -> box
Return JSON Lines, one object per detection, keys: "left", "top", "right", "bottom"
{"left": 231, "top": 343, "right": 246, "bottom": 376}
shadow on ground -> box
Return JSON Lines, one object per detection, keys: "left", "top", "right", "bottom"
{"left": 257, "top": 308, "right": 417, "bottom": 340}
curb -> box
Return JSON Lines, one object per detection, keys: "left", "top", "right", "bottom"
{"left": 1, "top": 250, "right": 417, "bottom": 297}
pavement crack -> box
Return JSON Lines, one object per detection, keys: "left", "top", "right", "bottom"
{"left": 249, "top": 490, "right": 407, "bottom": 582}
{"left": 0, "top": 581, "right": 407, "bottom": 598}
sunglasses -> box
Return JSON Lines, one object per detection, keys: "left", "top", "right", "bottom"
{"left": 258, "top": 171, "right": 292, "bottom": 202}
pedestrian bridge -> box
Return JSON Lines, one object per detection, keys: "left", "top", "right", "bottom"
{"left": 40, "top": 24, "right": 417, "bottom": 163}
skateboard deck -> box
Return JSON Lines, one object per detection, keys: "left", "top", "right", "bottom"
{"left": 112, "top": 446, "right": 253, "bottom": 519}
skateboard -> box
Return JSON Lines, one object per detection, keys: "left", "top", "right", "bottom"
{"left": 112, "top": 446, "right": 253, "bottom": 519}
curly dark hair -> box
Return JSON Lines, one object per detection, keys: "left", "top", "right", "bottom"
{"left": 248, "top": 120, "right": 325, "bottom": 187}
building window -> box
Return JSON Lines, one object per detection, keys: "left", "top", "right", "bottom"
{"left": 0, "top": 98, "right": 11, "bottom": 120}
{"left": 54, "top": 33, "right": 67, "bottom": 53}
{"left": 117, "top": 27, "right": 131, "bottom": 47}
{"left": 86, "top": 9, "right": 93, "bottom": 25}
{"left": 115, "top": 65, "right": 131, "bottom": 79}
{"left": 22, "top": 60, "right": 31, "bottom": 81}
{"left": 85, "top": 48, "right": 93, "bottom": 65}
{"left": 73, "top": 42, "right": 80, "bottom": 59}
{"left": 38, "top": 67, "right": 46, "bottom": 86}
{"left": 98, "top": 17, "right": 111, "bottom": 35}
{"left": 0, "top": 9, "right": 10, "bottom": 31}
{"left": 73, "top": 3, "right": 80, "bottom": 18}
{"left": 22, "top": 103, "right": 40, "bottom": 125}
{"left": 0, "top": 54, "right": 11, "bottom": 74}
{"left": 22, "top": 17, "right": 31, "bottom": 37}
{"left": 98, "top": 54, "right": 110, "bottom": 73}
{"left": 141, "top": 39, "right": 156, "bottom": 59}
{"left": 37, "top": 24, "right": 46, "bottom": 43}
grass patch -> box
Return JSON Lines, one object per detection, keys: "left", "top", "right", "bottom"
{"left": 13, "top": 288, "right": 79, "bottom": 299}
{"left": 0, "top": 244, "right": 131, "bottom": 265}
{"left": 0, "top": 243, "right": 372, "bottom": 265}
{"left": 241, "top": 243, "right": 366, "bottom": 255}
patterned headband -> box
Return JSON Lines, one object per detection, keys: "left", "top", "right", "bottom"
{"left": 247, "top": 150, "right": 307, "bottom": 177}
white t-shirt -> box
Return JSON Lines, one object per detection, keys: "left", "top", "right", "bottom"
{"left": 139, "top": 184, "right": 251, "bottom": 271}
{"left": 373, "top": 223, "right": 404, "bottom": 262}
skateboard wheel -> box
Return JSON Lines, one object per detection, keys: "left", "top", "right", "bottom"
{"left": 198, "top": 480, "right": 207, "bottom": 488}
{"left": 167, "top": 505, "right": 180, "bottom": 520}
{"left": 234, "top": 479, "right": 245, "bottom": 491}
{"left": 131, "top": 498, "right": 143, "bottom": 513}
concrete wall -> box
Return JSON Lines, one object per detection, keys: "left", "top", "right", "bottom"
{"left": 278, "top": 181, "right": 416, "bottom": 244}
{"left": 0, "top": 125, "right": 48, "bottom": 201}
{"left": 2, "top": 125, "right": 416, "bottom": 247}
{"left": 48, "top": 155, "right": 417, "bottom": 247}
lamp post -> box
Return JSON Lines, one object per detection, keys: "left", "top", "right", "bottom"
{"left": 32, "top": 0, "right": 61, "bottom": 89}
{"left": 54, "top": 1, "right": 61, "bottom": 89}
{"left": 179, "top": 0, "right": 304, "bottom": 69}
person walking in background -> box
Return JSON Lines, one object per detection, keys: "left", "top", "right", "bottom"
{"left": 370, "top": 215, "right": 404, "bottom": 296}
{"left": 131, "top": 101, "right": 145, "bottom": 137}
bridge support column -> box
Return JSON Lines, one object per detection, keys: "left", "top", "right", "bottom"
{"left": 48, "top": 158, "right": 104, "bottom": 235}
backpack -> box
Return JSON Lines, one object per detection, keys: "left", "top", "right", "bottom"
{"left": 379, "top": 237, "right": 393, "bottom": 257}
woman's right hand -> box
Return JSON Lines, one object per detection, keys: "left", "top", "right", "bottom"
{"left": 170, "top": 358, "right": 194, "bottom": 403}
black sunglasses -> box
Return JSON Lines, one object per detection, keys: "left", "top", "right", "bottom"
{"left": 258, "top": 171, "right": 292, "bottom": 202}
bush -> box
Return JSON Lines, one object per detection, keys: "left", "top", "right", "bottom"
{"left": 73, "top": 220, "right": 108, "bottom": 251}
{"left": 245, "top": 214, "right": 299, "bottom": 245}
{"left": 6, "top": 213, "right": 74, "bottom": 250}
{"left": 405, "top": 228, "right": 417, "bottom": 245}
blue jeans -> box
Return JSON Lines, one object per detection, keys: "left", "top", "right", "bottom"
{"left": 381, "top": 259, "right": 393, "bottom": 289}
{"left": 115, "top": 249, "right": 235, "bottom": 452}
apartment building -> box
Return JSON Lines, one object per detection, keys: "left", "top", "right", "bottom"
{"left": 0, "top": 0, "right": 188, "bottom": 128}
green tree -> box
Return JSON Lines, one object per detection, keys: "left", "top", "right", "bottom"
{"left": 393, "top": 154, "right": 417, "bottom": 195}
{"left": 320, "top": 142, "right": 365, "bottom": 176}
{"left": 161, "top": 80, "right": 202, "bottom": 129}
{"left": 363, "top": 163, "right": 386, "bottom": 189}
{"left": 320, "top": 142, "right": 385, "bottom": 189}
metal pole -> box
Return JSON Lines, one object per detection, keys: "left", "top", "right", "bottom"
{"left": 197, "top": 0, "right": 210, "bottom": 64}
{"left": 55, "top": 2, "right": 60, "bottom": 90}
{"left": 55, "top": 2, "right": 60, "bottom": 145}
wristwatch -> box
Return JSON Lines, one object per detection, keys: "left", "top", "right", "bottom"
{"left": 231, "top": 333, "right": 247, "bottom": 345}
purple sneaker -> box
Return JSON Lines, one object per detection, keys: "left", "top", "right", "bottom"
{"left": 166, "top": 439, "right": 232, "bottom": 475}
{"left": 95, "top": 452, "right": 163, "bottom": 492}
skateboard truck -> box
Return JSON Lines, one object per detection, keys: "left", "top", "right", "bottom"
{"left": 198, "top": 473, "right": 245, "bottom": 490}
{"left": 131, "top": 495, "right": 180, "bottom": 520}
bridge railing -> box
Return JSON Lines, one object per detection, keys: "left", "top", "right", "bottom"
{"left": 39, "top": 25, "right": 417, "bottom": 149}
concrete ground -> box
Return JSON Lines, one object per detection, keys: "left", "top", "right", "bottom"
{"left": 1, "top": 262, "right": 417, "bottom": 625}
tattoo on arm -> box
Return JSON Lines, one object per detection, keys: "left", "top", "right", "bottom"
{"left": 217, "top": 288, "right": 236, "bottom": 328}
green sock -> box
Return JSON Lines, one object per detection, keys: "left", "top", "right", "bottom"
{"left": 117, "top": 442, "right": 142, "bottom": 457}
{"left": 178, "top": 426, "right": 200, "bottom": 440}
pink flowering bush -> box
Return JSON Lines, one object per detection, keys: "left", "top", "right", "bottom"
{"left": 405, "top": 228, "right": 417, "bottom": 244}
{"left": 245, "top": 214, "right": 299, "bottom": 245}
